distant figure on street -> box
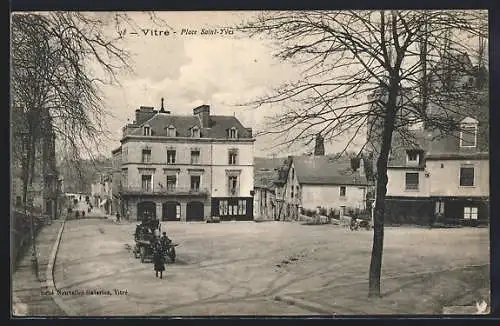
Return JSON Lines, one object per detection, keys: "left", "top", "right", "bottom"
{"left": 350, "top": 215, "right": 357, "bottom": 230}
{"left": 82, "top": 210, "right": 85, "bottom": 218}
{"left": 116, "top": 212, "right": 121, "bottom": 223}
{"left": 160, "top": 232, "right": 171, "bottom": 249}
{"left": 153, "top": 242, "right": 165, "bottom": 279}
{"left": 134, "top": 224, "right": 141, "bottom": 240}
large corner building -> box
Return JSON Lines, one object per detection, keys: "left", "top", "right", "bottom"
{"left": 112, "top": 100, "right": 255, "bottom": 221}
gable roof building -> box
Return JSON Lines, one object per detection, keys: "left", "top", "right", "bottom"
{"left": 291, "top": 156, "right": 368, "bottom": 186}
{"left": 281, "top": 154, "right": 369, "bottom": 218}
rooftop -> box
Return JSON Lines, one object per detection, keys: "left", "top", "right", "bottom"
{"left": 254, "top": 157, "right": 287, "bottom": 189}
{"left": 122, "top": 104, "right": 253, "bottom": 140}
{"left": 291, "top": 155, "right": 368, "bottom": 186}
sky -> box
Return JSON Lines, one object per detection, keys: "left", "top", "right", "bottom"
{"left": 87, "top": 11, "right": 486, "bottom": 159}
{"left": 92, "top": 11, "right": 366, "bottom": 158}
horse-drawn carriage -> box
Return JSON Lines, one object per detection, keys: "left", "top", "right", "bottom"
{"left": 133, "top": 217, "right": 178, "bottom": 263}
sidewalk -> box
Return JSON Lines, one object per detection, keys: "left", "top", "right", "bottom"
{"left": 12, "top": 219, "right": 66, "bottom": 316}
{"left": 275, "top": 264, "right": 490, "bottom": 315}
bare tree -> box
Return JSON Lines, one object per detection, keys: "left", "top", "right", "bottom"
{"left": 10, "top": 11, "right": 168, "bottom": 268}
{"left": 238, "top": 10, "right": 487, "bottom": 297}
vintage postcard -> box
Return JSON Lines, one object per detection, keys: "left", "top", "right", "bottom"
{"left": 11, "top": 10, "right": 490, "bottom": 316}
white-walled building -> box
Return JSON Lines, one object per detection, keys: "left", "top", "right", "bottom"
{"left": 113, "top": 100, "right": 255, "bottom": 221}
{"left": 384, "top": 116, "right": 489, "bottom": 225}
{"left": 90, "top": 172, "right": 113, "bottom": 214}
{"left": 283, "top": 155, "right": 369, "bottom": 219}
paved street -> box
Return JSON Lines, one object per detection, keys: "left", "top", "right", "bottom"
{"left": 70, "top": 200, "right": 109, "bottom": 219}
{"left": 52, "top": 220, "right": 489, "bottom": 316}
{"left": 12, "top": 220, "right": 66, "bottom": 316}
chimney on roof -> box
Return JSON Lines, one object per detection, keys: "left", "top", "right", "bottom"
{"left": 193, "top": 104, "right": 211, "bottom": 128}
{"left": 135, "top": 106, "right": 157, "bottom": 125}
{"left": 314, "top": 133, "right": 325, "bottom": 156}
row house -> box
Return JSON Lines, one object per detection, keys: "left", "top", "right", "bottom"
{"left": 113, "top": 99, "right": 255, "bottom": 221}
{"left": 111, "top": 146, "right": 122, "bottom": 218}
{"left": 11, "top": 108, "right": 61, "bottom": 219}
{"left": 384, "top": 115, "right": 489, "bottom": 225}
{"left": 253, "top": 157, "right": 286, "bottom": 221}
{"left": 368, "top": 53, "right": 489, "bottom": 225}
{"left": 90, "top": 172, "right": 113, "bottom": 215}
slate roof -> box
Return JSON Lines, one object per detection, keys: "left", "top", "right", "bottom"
{"left": 254, "top": 157, "right": 288, "bottom": 189}
{"left": 254, "top": 157, "right": 288, "bottom": 170}
{"left": 254, "top": 169, "right": 278, "bottom": 189}
{"left": 388, "top": 117, "right": 489, "bottom": 167}
{"left": 127, "top": 113, "right": 252, "bottom": 139}
{"left": 292, "top": 156, "right": 368, "bottom": 186}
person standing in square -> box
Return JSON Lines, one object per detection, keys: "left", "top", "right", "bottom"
{"left": 153, "top": 241, "right": 165, "bottom": 279}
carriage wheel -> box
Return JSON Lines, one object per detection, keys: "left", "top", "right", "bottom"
{"left": 169, "top": 248, "right": 176, "bottom": 263}
{"left": 140, "top": 246, "right": 146, "bottom": 263}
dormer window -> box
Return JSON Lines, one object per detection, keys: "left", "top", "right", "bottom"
{"left": 191, "top": 126, "right": 200, "bottom": 138}
{"left": 228, "top": 127, "right": 238, "bottom": 139}
{"left": 167, "top": 125, "right": 176, "bottom": 137}
{"left": 406, "top": 150, "right": 420, "bottom": 165}
{"left": 459, "top": 117, "right": 478, "bottom": 148}
{"left": 143, "top": 125, "right": 151, "bottom": 136}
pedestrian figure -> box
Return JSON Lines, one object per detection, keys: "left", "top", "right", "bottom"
{"left": 116, "top": 212, "right": 121, "bottom": 223}
{"left": 153, "top": 242, "right": 165, "bottom": 279}
{"left": 350, "top": 215, "right": 358, "bottom": 230}
{"left": 160, "top": 232, "right": 171, "bottom": 247}
{"left": 82, "top": 210, "right": 85, "bottom": 218}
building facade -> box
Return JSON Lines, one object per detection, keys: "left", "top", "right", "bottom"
{"left": 111, "top": 146, "right": 122, "bottom": 218}
{"left": 370, "top": 53, "right": 489, "bottom": 225}
{"left": 283, "top": 155, "right": 369, "bottom": 219}
{"left": 90, "top": 172, "right": 113, "bottom": 215}
{"left": 385, "top": 115, "right": 489, "bottom": 225}
{"left": 11, "top": 108, "right": 61, "bottom": 219}
{"left": 114, "top": 101, "right": 255, "bottom": 221}
{"left": 253, "top": 157, "right": 286, "bottom": 221}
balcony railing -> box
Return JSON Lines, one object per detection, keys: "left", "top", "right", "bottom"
{"left": 119, "top": 185, "right": 209, "bottom": 196}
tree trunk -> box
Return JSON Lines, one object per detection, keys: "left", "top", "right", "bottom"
{"left": 368, "top": 86, "right": 398, "bottom": 298}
